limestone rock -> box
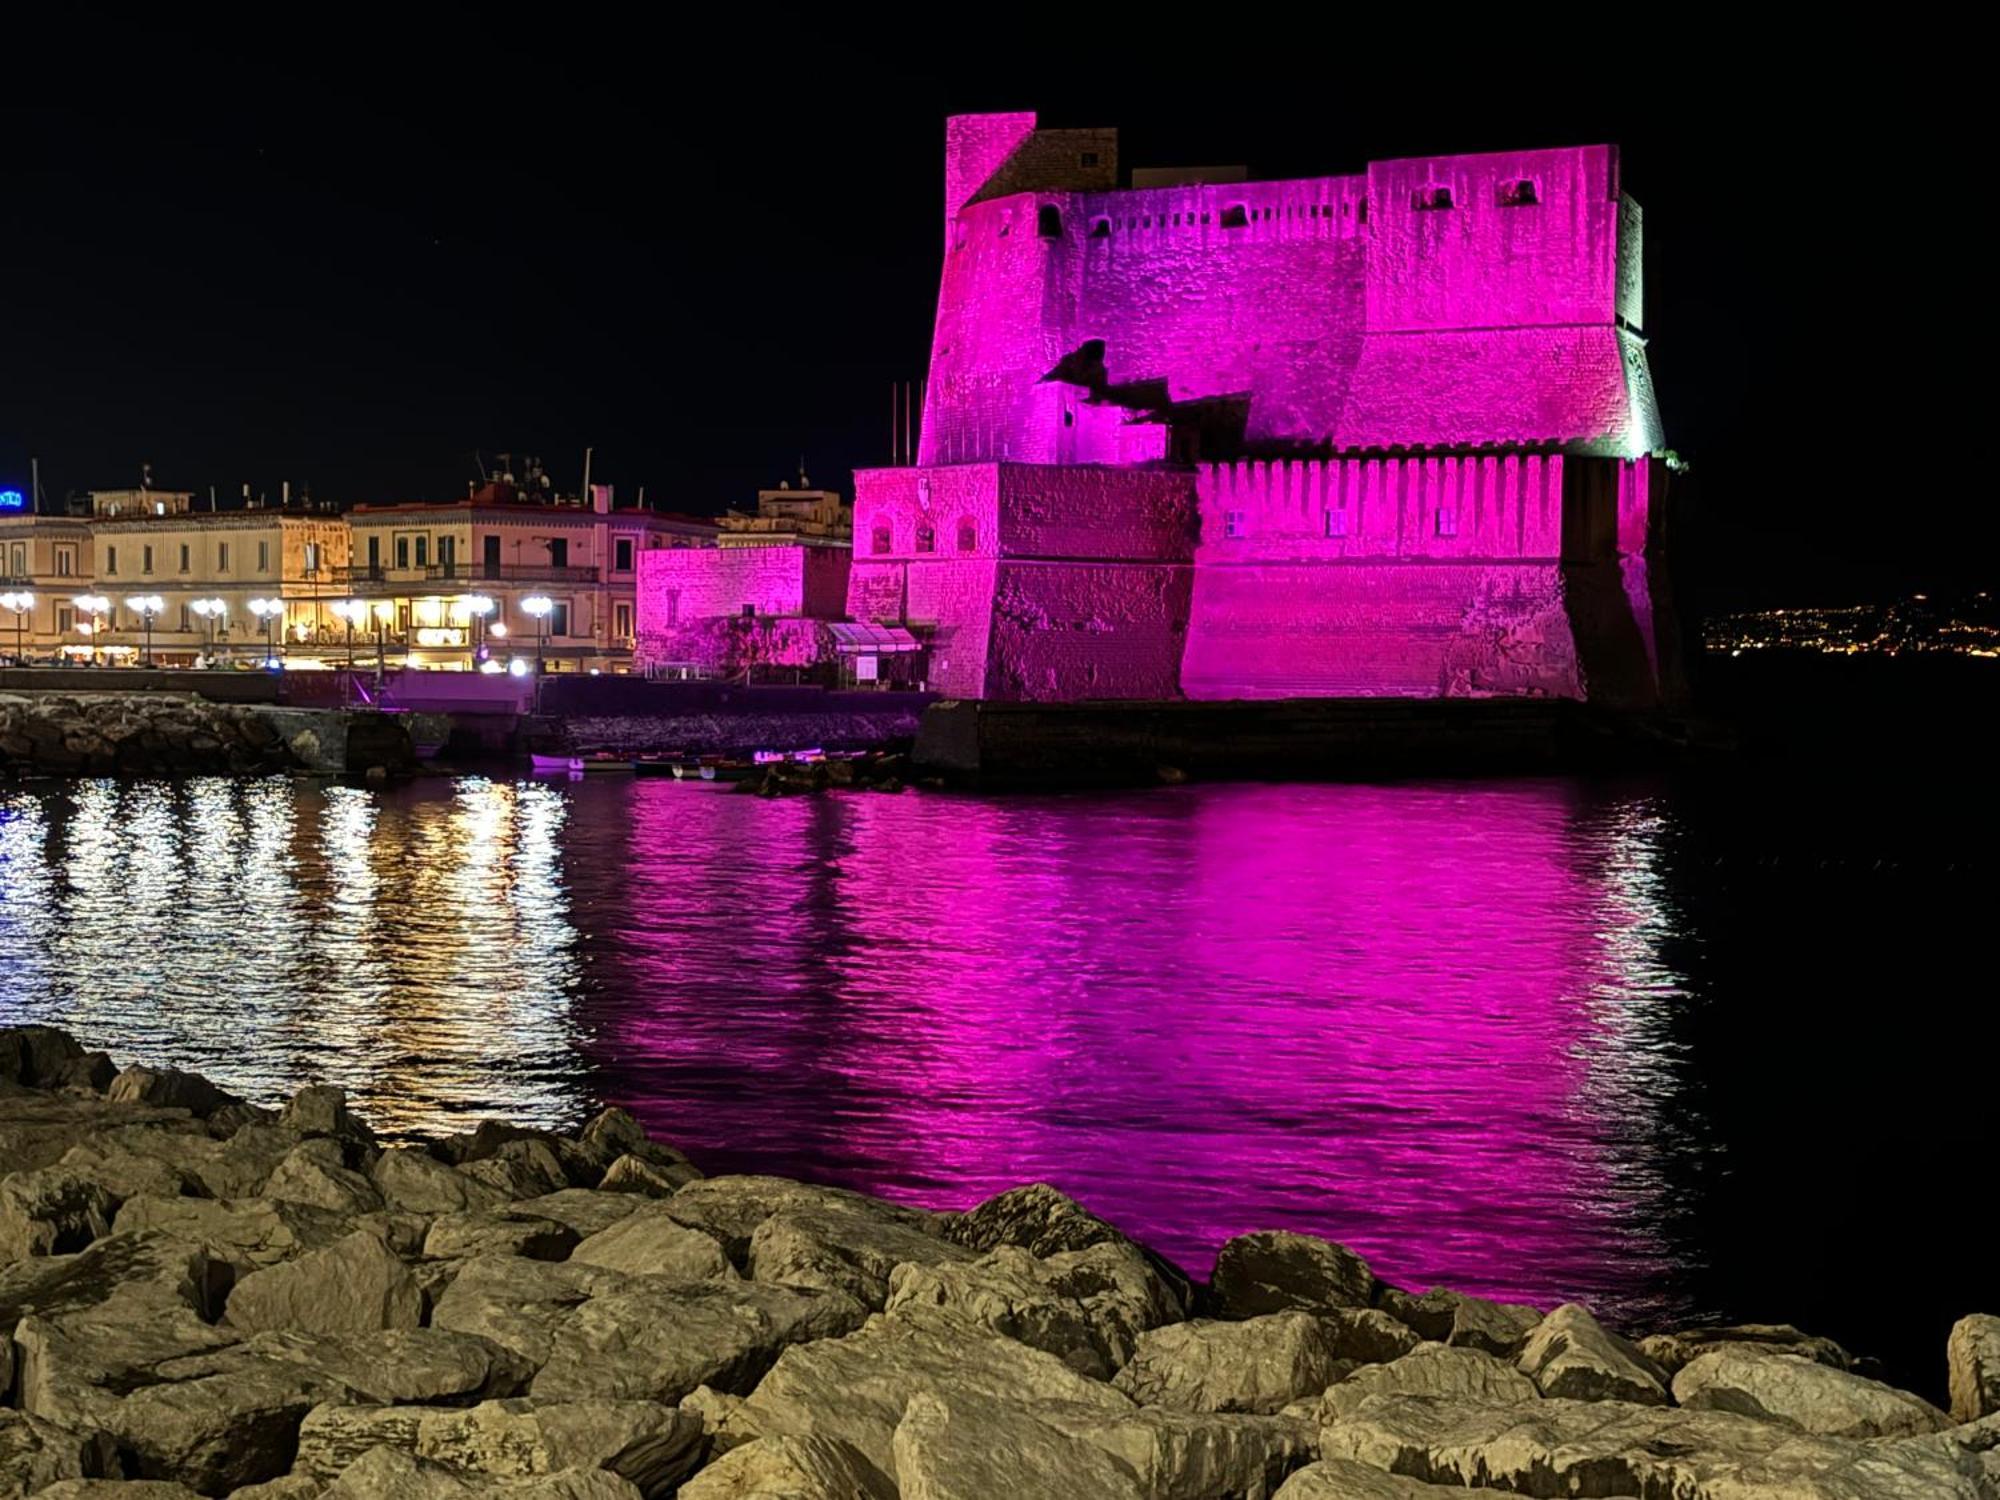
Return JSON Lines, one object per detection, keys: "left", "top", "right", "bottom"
{"left": 664, "top": 1176, "right": 927, "bottom": 1264}
{"left": 320, "top": 1447, "right": 643, "bottom": 1498}
{"left": 1274, "top": 1459, "right": 1466, "bottom": 1498}
{"left": 507, "top": 1189, "right": 645, "bottom": 1240}
{"left": 425, "top": 1212, "right": 578, "bottom": 1263}
{"left": 0, "top": 1024, "right": 87, "bottom": 1087}
{"left": 265, "top": 1144, "right": 387, "bottom": 1216}
{"left": 1320, "top": 1391, "right": 1987, "bottom": 1499}
{"left": 1514, "top": 1302, "right": 1669, "bottom": 1404}
{"left": 1949, "top": 1314, "right": 2000, "bottom": 1422}
{"left": 0, "top": 1410, "right": 119, "bottom": 1497}
{"left": 295, "top": 1404, "right": 431, "bottom": 1482}
{"left": 576, "top": 1107, "right": 700, "bottom": 1184}
{"left": 532, "top": 1280, "right": 869, "bottom": 1404}
{"left": 1212, "top": 1230, "right": 1377, "bottom": 1318}
{"left": 747, "top": 1202, "right": 972, "bottom": 1309}
{"left": 430, "top": 1255, "right": 638, "bottom": 1371}
{"left": 938, "top": 1182, "right": 1193, "bottom": 1316}
{"left": 280, "top": 1082, "right": 361, "bottom": 1139}
{"left": 1638, "top": 1319, "right": 1856, "bottom": 1376}
{"left": 1673, "top": 1346, "right": 1952, "bottom": 1439}
{"left": 0, "top": 1090, "right": 208, "bottom": 1177}
{"left": 738, "top": 1311, "right": 1133, "bottom": 1480}
{"left": 680, "top": 1385, "right": 758, "bottom": 1457}
{"left": 674, "top": 1435, "right": 894, "bottom": 1500}
{"left": 459, "top": 1138, "right": 575, "bottom": 1201}
{"left": 57, "top": 1138, "right": 201, "bottom": 1201}
{"left": 885, "top": 1241, "right": 1182, "bottom": 1377}
{"left": 36, "top": 1483, "right": 205, "bottom": 1499}
{"left": 893, "top": 1391, "right": 1143, "bottom": 1500}
{"left": 1319, "top": 1341, "right": 1539, "bottom": 1420}
{"left": 225, "top": 1228, "right": 423, "bottom": 1336}
{"left": 115, "top": 1194, "right": 357, "bottom": 1272}
{"left": 371, "top": 1147, "right": 511, "bottom": 1216}
{"left": 0, "top": 1165, "right": 114, "bottom": 1260}
{"left": 0, "top": 1228, "right": 214, "bottom": 1326}
{"left": 569, "top": 1203, "right": 735, "bottom": 1280}
{"left": 167, "top": 1328, "right": 526, "bottom": 1406}
{"left": 1318, "top": 1307, "right": 1422, "bottom": 1365}
{"left": 1375, "top": 1286, "right": 1541, "bottom": 1356}
{"left": 230, "top": 1475, "right": 331, "bottom": 1498}
{"left": 51, "top": 1049, "right": 119, "bottom": 1093}
{"left": 1024, "top": 1401, "right": 1316, "bottom": 1500}
{"left": 598, "top": 1155, "right": 692, "bottom": 1198}
{"left": 107, "top": 1063, "right": 240, "bottom": 1118}
{"left": 417, "top": 1398, "right": 703, "bottom": 1497}
{"left": 1114, "top": 1311, "right": 1354, "bottom": 1415}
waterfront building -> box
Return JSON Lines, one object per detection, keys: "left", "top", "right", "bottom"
{"left": 85, "top": 493, "right": 352, "bottom": 665}
{"left": 715, "top": 472, "right": 852, "bottom": 549}
{"left": 342, "top": 469, "right": 718, "bottom": 673}
{"left": 845, "top": 113, "right": 1684, "bottom": 705}
{"left": 0, "top": 509, "right": 95, "bottom": 661}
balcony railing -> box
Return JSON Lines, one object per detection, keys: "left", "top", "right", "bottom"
{"left": 334, "top": 563, "right": 601, "bottom": 586}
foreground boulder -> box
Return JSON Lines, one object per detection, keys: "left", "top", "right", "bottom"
{"left": 1950, "top": 1314, "right": 2000, "bottom": 1422}
{"left": 531, "top": 1280, "right": 869, "bottom": 1405}
{"left": 891, "top": 1391, "right": 1145, "bottom": 1500}
{"left": 1112, "top": 1311, "right": 1352, "bottom": 1415}
{"left": 1673, "top": 1346, "right": 1953, "bottom": 1439}
{"left": 1317, "top": 1341, "right": 1539, "bottom": 1419}
{"left": 747, "top": 1201, "right": 973, "bottom": 1309}
{"left": 738, "top": 1312, "right": 1134, "bottom": 1481}
{"left": 1323, "top": 1392, "right": 1988, "bottom": 1497}
{"left": 1637, "top": 1318, "right": 1857, "bottom": 1376}
{"left": 0, "top": 1410, "right": 119, "bottom": 1495}
{"left": 938, "top": 1183, "right": 1193, "bottom": 1317}
{"left": 319, "top": 1445, "right": 643, "bottom": 1497}
{"left": 430, "top": 1255, "right": 639, "bottom": 1370}
{"left": 1211, "top": 1231, "right": 1377, "bottom": 1318}
{"left": 1374, "top": 1286, "right": 1542, "bottom": 1356}
{"left": 567, "top": 1203, "right": 735, "bottom": 1280}
{"left": 1514, "top": 1301, "right": 1670, "bottom": 1404}
{"left": 0, "top": 1165, "right": 114, "bottom": 1260}
{"left": 885, "top": 1241, "right": 1180, "bottom": 1377}
{"left": 676, "top": 1435, "right": 894, "bottom": 1500}
{"left": 224, "top": 1229, "right": 424, "bottom": 1336}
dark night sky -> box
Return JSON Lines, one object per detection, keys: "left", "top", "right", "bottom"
{"left": 0, "top": 14, "right": 1977, "bottom": 609}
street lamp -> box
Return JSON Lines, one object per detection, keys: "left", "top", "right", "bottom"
{"left": 464, "top": 594, "right": 495, "bottom": 668}
{"left": 521, "top": 595, "right": 554, "bottom": 709}
{"left": 0, "top": 590, "right": 33, "bottom": 666}
{"left": 124, "top": 594, "right": 165, "bottom": 668}
{"left": 329, "top": 598, "right": 364, "bottom": 671}
{"left": 189, "top": 598, "right": 227, "bottom": 665}
{"left": 247, "top": 598, "right": 283, "bottom": 668}
{"left": 72, "top": 595, "right": 110, "bottom": 667}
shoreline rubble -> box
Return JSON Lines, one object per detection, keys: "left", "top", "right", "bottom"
{"left": 2, "top": 1024, "right": 1994, "bottom": 1498}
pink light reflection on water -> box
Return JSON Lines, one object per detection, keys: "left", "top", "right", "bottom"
{"left": 588, "top": 779, "right": 1695, "bottom": 1319}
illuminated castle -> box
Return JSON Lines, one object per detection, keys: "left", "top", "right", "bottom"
{"left": 846, "top": 113, "right": 1683, "bottom": 705}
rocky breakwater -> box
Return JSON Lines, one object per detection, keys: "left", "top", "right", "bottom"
{"left": 1, "top": 1025, "right": 1994, "bottom": 1499}
{"left": 0, "top": 695, "right": 297, "bottom": 778}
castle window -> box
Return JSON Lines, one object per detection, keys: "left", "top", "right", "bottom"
{"left": 741, "top": 603, "right": 756, "bottom": 618}
{"left": 1435, "top": 509, "right": 1459, "bottom": 538}
{"left": 1220, "top": 204, "right": 1249, "bottom": 229}
{"left": 1499, "top": 178, "right": 1540, "bottom": 207}
{"left": 957, "top": 518, "right": 977, "bottom": 551}
{"left": 1090, "top": 216, "right": 1111, "bottom": 238}
{"left": 1080, "top": 151, "right": 1099, "bottom": 167}
{"left": 1356, "top": 197, "right": 1369, "bottom": 223}
{"left": 1412, "top": 185, "right": 1455, "bottom": 211}
{"left": 915, "top": 524, "right": 936, "bottom": 553}
{"left": 1038, "top": 204, "right": 1063, "bottom": 238}
{"left": 1063, "top": 408, "right": 1075, "bottom": 427}
{"left": 1325, "top": 509, "right": 1349, "bottom": 538}
{"left": 1223, "top": 510, "right": 1248, "bottom": 539}
{"left": 1200, "top": 211, "right": 1210, "bottom": 224}
{"left": 871, "top": 525, "right": 892, "bottom": 555}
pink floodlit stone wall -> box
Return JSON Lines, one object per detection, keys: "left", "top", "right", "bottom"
{"left": 633, "top": 544, "right": 849, "bottom": 673}
{"left": 1184, "top": 457, "right": 1672, "bottom": 703}
{"left": 850, "top": 462, "right": 1195, "bottom": 700}
{"left": 918, "top": 118, "right": 1657, "bottom": 462}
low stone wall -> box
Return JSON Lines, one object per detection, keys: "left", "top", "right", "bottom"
{"left": 560, "top": 709, "right": 925, "bottom": 758}
{"left": 2, "top": 1024, "right": 1994, "bottom": 1497}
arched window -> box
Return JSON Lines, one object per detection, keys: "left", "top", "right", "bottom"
{"left": 1412, "top": 185, "right": 1455, "bottom": 211}
{"left": 957, "top": 518, "right": 977, "bottom": 552}
{"left": 871, "top": 525, "right": 892, "bottom": 555}
{"left": 915, "top": 524, "right": 936, "bottom": 553}
{"left": 1498, "top": 178, "right": 1540, "bottom": 207}
{"left": 1089, "top": 216, "right": 1111, "bottom": 238}
{"left": 1038, "top": 204, "right": 1063, "bottom": 238}
{"left": 1220, "top": 204, "right": 1249, "bottom": 229}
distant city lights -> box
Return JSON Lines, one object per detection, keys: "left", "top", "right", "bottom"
{"left": 1708, "top": 592, "right": 1998, "bottom": 659}
{"left": 0, "top": 488, "right": 26, "bottom": 512}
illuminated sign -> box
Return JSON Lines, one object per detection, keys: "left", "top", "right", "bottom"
{"left": 413, "top": 627, "right": 468, "bottom": 648}
{"left": 0, "top": 489, "right": 25, "bottom": 512}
